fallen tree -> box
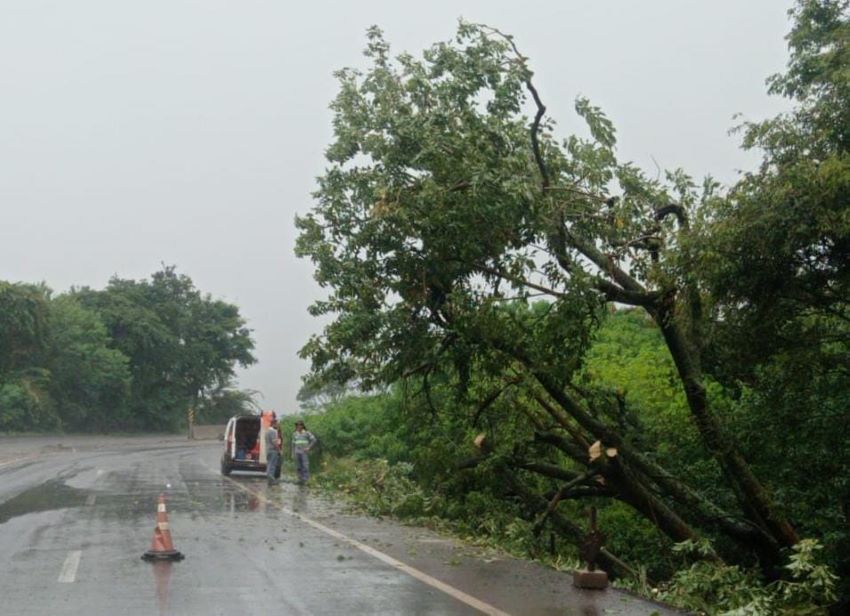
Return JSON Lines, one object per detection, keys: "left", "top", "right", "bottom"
{"left": 297, "top": 3, "right": 849, "bottom": 586}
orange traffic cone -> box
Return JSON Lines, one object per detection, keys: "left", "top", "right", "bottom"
{"left": 141, "top": 493, "right": 185, "bottom": 561}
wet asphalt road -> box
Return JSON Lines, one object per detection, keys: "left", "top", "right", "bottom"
{"left": 0, "top": 436, "right": 683, "bottom": 616}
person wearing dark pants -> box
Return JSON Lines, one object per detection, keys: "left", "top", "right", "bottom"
{"left": 266, "top": 418, "right": 281, "bottom": 486}
{"left": 292, "top": 420, "right": 316, "bottom": 485}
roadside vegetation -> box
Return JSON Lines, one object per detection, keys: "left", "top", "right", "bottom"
{"left": 304, "top": 311, "right": 839, "bottom": 614}
{"left": 296, "top": 2, "right": 850, "bottom": 613}
{"left": 0, "top": 266, "right": 255, "bottom": 432}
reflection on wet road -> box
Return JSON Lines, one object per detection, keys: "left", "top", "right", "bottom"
{"left": 0, "top": 478, "right": 88, "bottom": 524}
{"left": 0, "top": 437, "right": 682, "bottom": 616}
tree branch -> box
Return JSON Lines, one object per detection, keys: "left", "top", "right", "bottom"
{"left": 565, "top": 230, "right": 649, "bottom": 295}
{"left": 504, "top": 472, "right": 642, "bottom": 581}
{"left": 533, "top": 469, "right": 600, "bottom": 535}
{"left": 472, "top": 379, "right": 518, "bottom": 426}
{"left": 472, "top": 262, "right": 566, "bottom": 298}
{"left": 527, "top": 78, "right": 550, "bottom": 190}
{"left": 655, "top": 203, "right": 689, "bottom": 229}
{"left": 533, "top": 397, "right": 592, "bottom": 452}
{"left": 518, "top": 460, "right": 586, "bottom": 482}
{"left": 547, "top": 218, "right": 660, "bottom": 308}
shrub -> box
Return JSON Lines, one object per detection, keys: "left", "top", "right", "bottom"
{"left": 658, "top": 539, "right": 838, "bottom": 615}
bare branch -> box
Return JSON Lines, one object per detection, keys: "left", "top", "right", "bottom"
{"left": 526, "top": 79, "right": 550, "bottom": 190}
{"left": 533, "top": 469, "right": 600, "bottom": 535}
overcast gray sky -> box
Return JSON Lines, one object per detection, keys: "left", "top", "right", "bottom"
{"left": 0, "top": 1, "right": 794, "bottom": 413}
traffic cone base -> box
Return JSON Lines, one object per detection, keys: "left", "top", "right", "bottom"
{"left": 142, "top": 549, "right": 184, "bottom": 562}
{"left": 141, "top": 494, "right": 185, "bottom": 562}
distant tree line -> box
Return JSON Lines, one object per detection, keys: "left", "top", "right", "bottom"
{"left": 0, "top": 266, "right": 255, "bottom": 432}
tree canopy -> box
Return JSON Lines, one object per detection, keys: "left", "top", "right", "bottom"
{"left": 0, "top": 267, "right": 256, "bottom": 432}
{"left": 74, "top": 266, "right": 256, "bottom": 430}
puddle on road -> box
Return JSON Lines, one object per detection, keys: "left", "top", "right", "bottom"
{"left": 0, "top": 479, "right": 90, "bottom": 525}
{"left": 210, "top": 476, "right": 337, "bottom": 519}
{"left": 221, "top": 486, "right": 266, "bottom": 514}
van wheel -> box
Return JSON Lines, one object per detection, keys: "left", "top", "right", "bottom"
{"left": 221, "top": 459, "right": 232, "bottom": 476}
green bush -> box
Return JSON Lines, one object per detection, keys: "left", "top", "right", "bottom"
{"left": 0, "top": 372, "right": 59, "bottom": 432}
{"left": 658, "top": 539, "right": 838, "bottom": 615}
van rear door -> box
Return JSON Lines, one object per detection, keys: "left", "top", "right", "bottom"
{"left": 224, "top": 417, "right": 236, "bottom": 457}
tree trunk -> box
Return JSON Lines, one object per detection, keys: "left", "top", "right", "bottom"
{"left": 656, "top": 310, "right": 800, "bottom": 551}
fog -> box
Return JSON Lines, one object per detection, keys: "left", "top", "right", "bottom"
{"left": 0, "top": 1, "right": 793, "bottom": 412}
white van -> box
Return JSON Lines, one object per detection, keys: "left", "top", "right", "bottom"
{"left": 220, "top": 411, "right": 281, "bottom": 478}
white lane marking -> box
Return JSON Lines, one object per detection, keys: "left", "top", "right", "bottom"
{"left": 282, "top": 507, "right": 512, "bottom": 616}
{"left": 220, "top": 474, "right": 511, "bottom": 616}
{"left": 85, "top": 494, "right": 96, "bottom": 506}
{"left": 58, "top": 550, "right": 82, "bottom": 583}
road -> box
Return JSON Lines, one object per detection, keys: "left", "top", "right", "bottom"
{"left": 0, "top": 436, "right": 682, "bottom": 615}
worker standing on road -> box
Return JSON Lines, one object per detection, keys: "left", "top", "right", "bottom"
{"left": 292, "top": 420, "right": 316, "bottom": 485}
{"left": 266, "top": 418, "right": 282, "bottom": 486}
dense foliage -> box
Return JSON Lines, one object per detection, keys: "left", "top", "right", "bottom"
{"left": 0, "top": 267, "right": 256, "bottom": 432}
{"left": 305, "top": 311, "right": 839, "bottom": 614}
{"left": 297, "top": 1, "right": 850, "bottom": 612}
